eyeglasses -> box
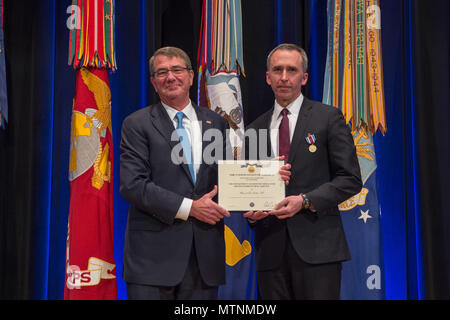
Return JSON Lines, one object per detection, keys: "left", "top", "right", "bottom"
{"left": 152, "top": 66, "right": 191, "bottom": 78}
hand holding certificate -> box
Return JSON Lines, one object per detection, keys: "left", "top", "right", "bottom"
{"left": 218, "top": 160, "right": 286, "bottom": 211}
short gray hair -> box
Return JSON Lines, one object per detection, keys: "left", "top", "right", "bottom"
{"left": 149, "top": 46, "right": 193, "bottom": 75}
{"left": 266, "top": 43, "right": 308, "bottom": 73}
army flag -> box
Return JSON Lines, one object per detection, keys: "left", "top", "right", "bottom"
{"left": 323, "top": 0, "right": 386, "bottom": 299}
{"left": 197, "top": 0, "right": 257, "bottom": 299}
{"left": 65, "top": 0, "right": 117, "bottom": 300}
{"left": 0, "top": 0, "right": 8, "bottom": 129}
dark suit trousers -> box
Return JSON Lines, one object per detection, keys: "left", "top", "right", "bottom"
{"left": 257, "top": 234, "right": 342, "bottom": 300}
{"left": 126, "top": 243, "right": 218, "bottom": 300}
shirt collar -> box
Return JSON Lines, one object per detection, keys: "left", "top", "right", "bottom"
{"left": 274, "top": 94, "right": 304, "bottom": 119}
{"left": 161, "top": 100, "right": 195, "bottom": 121}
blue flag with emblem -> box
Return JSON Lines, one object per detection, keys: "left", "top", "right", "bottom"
{"left": 338, "top": 132, "right": 385, "bottom": 299}
{"left": 197, "top": 0, "right": 257, "bottom": 299}
{"left": 0, "top": 0, "right": 8, "bottom": 130}
{"left": 323, "top": 0, "right": 386, "bottom": 299}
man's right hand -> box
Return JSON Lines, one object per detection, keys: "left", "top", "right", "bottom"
{"left": 189, "top": 185, "right": 230, "bottom": 225}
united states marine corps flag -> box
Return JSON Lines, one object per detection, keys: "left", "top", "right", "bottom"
{"left": 323, "top": 0, "right": 386, "bottom": 299}
{"left": 0, "top": 0, "right": 8, "bottom": 130}
{"left": 65, "top": 0, "right": 117, "bottom": 300}
{"left": 197, "top": 0, "right": 257, "bottom": 299}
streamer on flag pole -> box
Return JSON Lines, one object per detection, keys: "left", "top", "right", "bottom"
{"left": 198, "top": 0, "right": 245, "bottom": 159}
{"left": 65, "top": 0, "right": 117, "bottom": 300}
{"left": 0, "top": 0, "right": 8, "bottom": 130}
{"left": 197, "top": 0, "right": 257, "bottom": 299}
{"left": 323, "top": 0, "right": 386, "bottom": 299}
{"left": 68, "top": 0, "right": 116, "bottom": 71}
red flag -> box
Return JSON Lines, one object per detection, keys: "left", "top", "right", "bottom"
{"left": 65, "top": 67, "right": 117, "bottom": 299}
{"left": 66, "top": 0, "right": 117, "bottom": 300}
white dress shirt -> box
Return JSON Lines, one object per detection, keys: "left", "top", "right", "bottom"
{"left": 162, "top": 101, "right": 202, "bottom": 221}
{"left": 269, "top": 94, "right": 304, "bottom": 157}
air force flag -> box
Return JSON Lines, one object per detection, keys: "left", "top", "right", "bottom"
{"left": 339, "top": 130, "right": 385, "bottom": 299}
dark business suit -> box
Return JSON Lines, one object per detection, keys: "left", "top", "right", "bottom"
{"left": 119, "top": 102, "right": 229, "bottom": 294}
{"left": 246, "top": 97, "right": 362, "bottom": 299}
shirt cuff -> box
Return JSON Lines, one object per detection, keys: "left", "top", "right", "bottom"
{"left": 175, "top": 198, "right": 192, "bottom": 221}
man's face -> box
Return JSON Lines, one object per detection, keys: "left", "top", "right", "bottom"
{"left": 266, "top": 49, "right": 308, "bottom": 107}
{"left": 150, "top": 55, "right": 194, "bottom": 107}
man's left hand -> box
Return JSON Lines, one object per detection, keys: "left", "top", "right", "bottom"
{"left": 269, "top": 195, "right": 303, "bottom": 219}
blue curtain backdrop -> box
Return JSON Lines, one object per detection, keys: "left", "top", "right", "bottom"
{"left": 1, "top": 0, "right": 448, "bottom": 300}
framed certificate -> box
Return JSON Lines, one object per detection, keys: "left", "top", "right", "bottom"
{"left": 218, "top": 160, "right": 285, "bottom": 211}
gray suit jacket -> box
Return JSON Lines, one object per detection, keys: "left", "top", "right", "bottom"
{"left": 245, "top": 97, "right": 362, "bottom": 271}
{"left": 120, "top": 102, "right": 229, "bottom": 286}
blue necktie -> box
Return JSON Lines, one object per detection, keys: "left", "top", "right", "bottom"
{"left": 175, "top": 112, "right": 195, "bottom": 184}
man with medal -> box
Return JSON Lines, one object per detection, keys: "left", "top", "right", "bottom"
{"left": 244, "top": 43, "right": 362, "bottom": 299}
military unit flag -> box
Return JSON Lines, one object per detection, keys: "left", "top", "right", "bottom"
{"left": 65, "top": 0, "right": 117, "bottom": 300}
{"left": 323, "top": 0, "right": 386, "bottom": 299}
{"left": 197, "top": 0, "right": 257, "bottom": 299}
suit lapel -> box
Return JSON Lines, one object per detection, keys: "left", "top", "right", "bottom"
{"left": 288, "top": 97, "right": 313, "bottom": 164}
{"left": 250, "top": 107, "right": 274, "bottom": 160}
{"left": 194, "top": 104, "right": 213, "bottom": 184}
{"left": 257, "top": 108, "right": 274, "bottom": 160}
{"left": 149, "top": 103, "right": 194, "bottom": 185}
{"left": 149, "top": 102, "right": 178, "bottom": 149}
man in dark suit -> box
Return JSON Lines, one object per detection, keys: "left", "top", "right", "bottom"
{"left": 119, "top": 47, "right": 231, "bottom": 299}
{"left": 244, "top": 43, "right": 362, "bottom": 299}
